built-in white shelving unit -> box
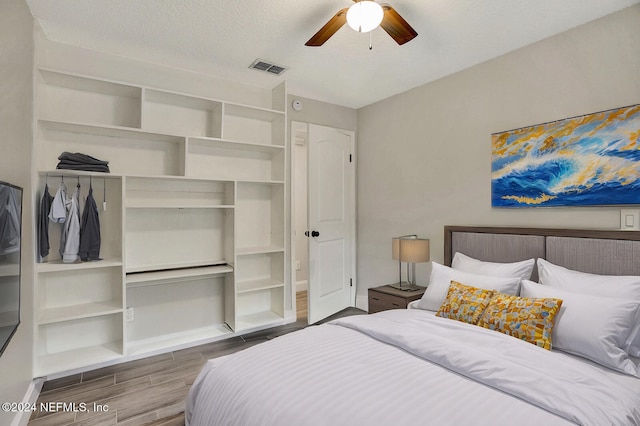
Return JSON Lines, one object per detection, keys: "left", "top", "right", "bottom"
{"left": 34, "top": 65, "right": 288, "bottom": 376}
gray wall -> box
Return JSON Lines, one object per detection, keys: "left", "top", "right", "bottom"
{"left": 356, "top": 6, "right": 640, "bottom": 296}
{"left": 0, "top": 0, "right": 34, "bottom": 423}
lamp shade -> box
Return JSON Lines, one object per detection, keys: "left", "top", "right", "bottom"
{"left": 392, "top": 237, "right": 430, "bottom": 263}
{"left": 346, "top": 1, "right": 384, "bottom": 33}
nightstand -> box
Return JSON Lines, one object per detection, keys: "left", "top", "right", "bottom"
{"left": 368, "top": 285, "right": 426, "bottom": 314}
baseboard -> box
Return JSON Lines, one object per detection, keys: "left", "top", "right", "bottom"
{"left": 12, "top": 378, "right": 44, "bottom": 426}
{"left": 295, "top": 280, "right": 308, "bottom": 292}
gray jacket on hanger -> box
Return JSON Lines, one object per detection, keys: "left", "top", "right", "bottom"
{"left": 79, "top": 186, "right": 101, "bottom": 261}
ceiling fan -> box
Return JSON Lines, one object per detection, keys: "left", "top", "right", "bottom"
{"left": 305, "top": 0, "right": 418, "bottom": 47}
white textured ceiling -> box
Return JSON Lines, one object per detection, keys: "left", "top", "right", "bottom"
{"left": 25, "top": 0, "right": 640, "bottom": 109}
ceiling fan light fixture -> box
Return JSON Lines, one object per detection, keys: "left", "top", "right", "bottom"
{"left": 346, "top": 1, "right": 384, "bottom": 33}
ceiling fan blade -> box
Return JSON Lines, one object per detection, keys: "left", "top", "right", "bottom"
{"left": 380, "top": 5, "right": 418, "bottom": 45}
{"left": 305, "top": 8, "right": 349, "bottom": 46}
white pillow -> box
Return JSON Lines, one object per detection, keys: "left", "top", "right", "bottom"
{"left": 452, "top": 252, "right": 535, "bottom": 281}
{"left": 537, "top": 258, "right": 640, "bottom": 357}
{"left": 418, "top": 262, "right": 521, "bottom": 311}
{"left": 521, "top": 280, "right": 640, "bottom": 377}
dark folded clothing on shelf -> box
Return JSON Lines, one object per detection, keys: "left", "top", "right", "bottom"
{"left": 56, "top": 152, "right": 110, "bottom": 173}
{"left": 56, "top": 163, "right": 111, "bottom": 172}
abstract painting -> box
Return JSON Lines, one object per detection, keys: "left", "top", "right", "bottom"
{"left": 492, "top": 104, "right": 640, "bottom": 207}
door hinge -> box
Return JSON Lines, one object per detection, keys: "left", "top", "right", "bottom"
{"left": 350, "top": 278, "right": 353, "bottom": 287}
{"left": 349, "top": 154, "right": 352, "bottom": 163}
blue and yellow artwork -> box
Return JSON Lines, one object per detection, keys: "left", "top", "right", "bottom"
{"left": 492, "top": 104, "right": 640, "bottom": 207}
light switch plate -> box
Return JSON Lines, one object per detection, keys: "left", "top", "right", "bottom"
{"left": 620, "top": 209, "right": 640, "bottom": 230}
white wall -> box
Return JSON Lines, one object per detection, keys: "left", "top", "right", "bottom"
{"left": 356, "top": 6, "right": 640, "bottom": 295}
{"left": 0, "top": 1, "right": 35, "bottom": 424}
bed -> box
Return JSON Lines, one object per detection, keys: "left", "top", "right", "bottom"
{"left": 186, "top": 226, "right": 640, "bottom": 425}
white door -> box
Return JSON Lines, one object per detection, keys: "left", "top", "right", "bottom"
{"left": 307, "top": 124, "right": 355, "bottom": 324}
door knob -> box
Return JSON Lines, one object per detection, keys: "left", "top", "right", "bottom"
{"left": 311, "top": 230, "right": 320, "bottom": 237}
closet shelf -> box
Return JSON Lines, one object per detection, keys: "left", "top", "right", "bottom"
{"left": 237, "top": 246, "right": 285, "bottom": 256}
{"left": 236, "top": 311, "right": 284, "bottom": 332}
{"left": 236, "top": 278, "right": 284, "bottom": 294}
{"left": 39, "top": 119, "right": 183, "bottom": 142}
{"left": 127, "top": 323, "right": 232, "bottom": 357}
{"left": 38, "top": 170, "right": 123, "bottom": 179}
{"left": 224, "top": 103, "right": 285, "bottom": 121}
{"left": 125, "top": 203, "right": 234, "bottom": 209}
{"left": 188, "top": 136, "right": 285, "bottom": 152}
{"left": 39, "top": 68, "right": 141, "bottom": 98}
{"left": 38, "top": 67, "right": 285, "bottom": 115}
{"left": 36, "top": 342, "right": 122, "bottom": 377}
{"left": 126, "top": 260, "right": 231, "bottom": 274}
{"left": 35, "top": 63, "right": 287, "bottom": 376}
{"left": 0, "top": 264, "right": 19, "bottom": 278}
{"left": 237, "top": 179, "right": 285, "bottom": 185}
{"left": 38, "top": 301, "right": 123, "bottom": 325}
{"left": 37, "top": 259, "right": 123, "bottom": 273}
{"left": 126, "top": 264, "right": 234, "bottom": 287}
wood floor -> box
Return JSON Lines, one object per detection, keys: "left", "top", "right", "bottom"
{"left": 28, "top": 292, "right": 364, "bottom": 426}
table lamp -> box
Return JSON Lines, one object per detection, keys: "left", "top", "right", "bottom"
{"left": 390, "top": 235, "right": 430, "bottom": 291}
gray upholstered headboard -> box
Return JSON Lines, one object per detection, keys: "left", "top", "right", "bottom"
{"left": 444, "top": 226, "right": 640, "bottom": 281}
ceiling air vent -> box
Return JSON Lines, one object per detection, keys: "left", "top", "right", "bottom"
{"left": 249, "top": 59, "right": 288, "bottom": 76}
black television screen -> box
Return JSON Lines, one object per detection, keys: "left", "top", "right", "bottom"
{"left": 0, "top": 181, "right": 22, "bottom": 356}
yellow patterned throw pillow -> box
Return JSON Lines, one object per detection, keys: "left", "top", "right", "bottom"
{"left": 436, "top": 281, "right": 495, "bottom": 325}
{"left": 477, "top": 293, "right": 563, "bottom": 350}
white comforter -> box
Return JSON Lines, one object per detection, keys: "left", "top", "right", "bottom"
{"left": 186, "top": 309, "right": 640, "bottom": 426}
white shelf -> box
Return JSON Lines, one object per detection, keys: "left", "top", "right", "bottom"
{"left": 236, "top": 311, "right": 284, "bottom": 331}
{"left": 126, "top": 176, "right": 234, "bottom": 208}
{"left": 127, "top": 323, "right": 232, "bottom": 357}
{"left": 237, "top": 246, "right": 285, "bottom": 256}
{"left": 38, "top": 68, "right": 142, "bottom": 128}
{"left": 126, "top": 206, "right": 232, "bottom": 273}
{"left": 126, "top": 259, "right": 230, "bottom": 274}
{"left": 145, "top": 88, "right": 223, "bottom": 112}
{"left": 0, "top": 264, "right": 19, "bottom": 278}
{"left": 188, "top": 136, "right": 285, "bottom": 153}
{"left": 126, "top": 203, "right": 233, "bottom": 209}
{"left": 39, "top": 68, "right": 141, "bottom": 98}
{"left": 37, "top": 120, "right": 186, "bottom": 176}
{"left": 38, "top": 301, "right": 122, "bottom": 325}
{"left": 222, "top": 103, "right": 285, "bottom": 146}
{"left": 143, "top": 89, "right": 223, "bottom": 138}
{"left": 37, "top": 259, "right": 123, "bottom": 273}
{"left": 39, "top": 169, "right": 123, "bottom": 179}
{"left": 224, "top": 103, "right": 285, "bottom": 122}
{"left": 126, "top": 264, "right": 233, "bottom": 287}
{"left": 237, "top": 179, "right": 285, "bottom": 185}
{"left": 37, "top": 342, "right": 122, "bottom": 377}
{"left": 35, "top": 63, "right": 287, "bottom": 375}
{"left": 187, "top": 138, "right": 285, "bottom": 182}
{"left": 39, "top": 119, "right": 180, "bottom": 141}
{"left": 236, "top": 278, "right": 284, "bottom": 294}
